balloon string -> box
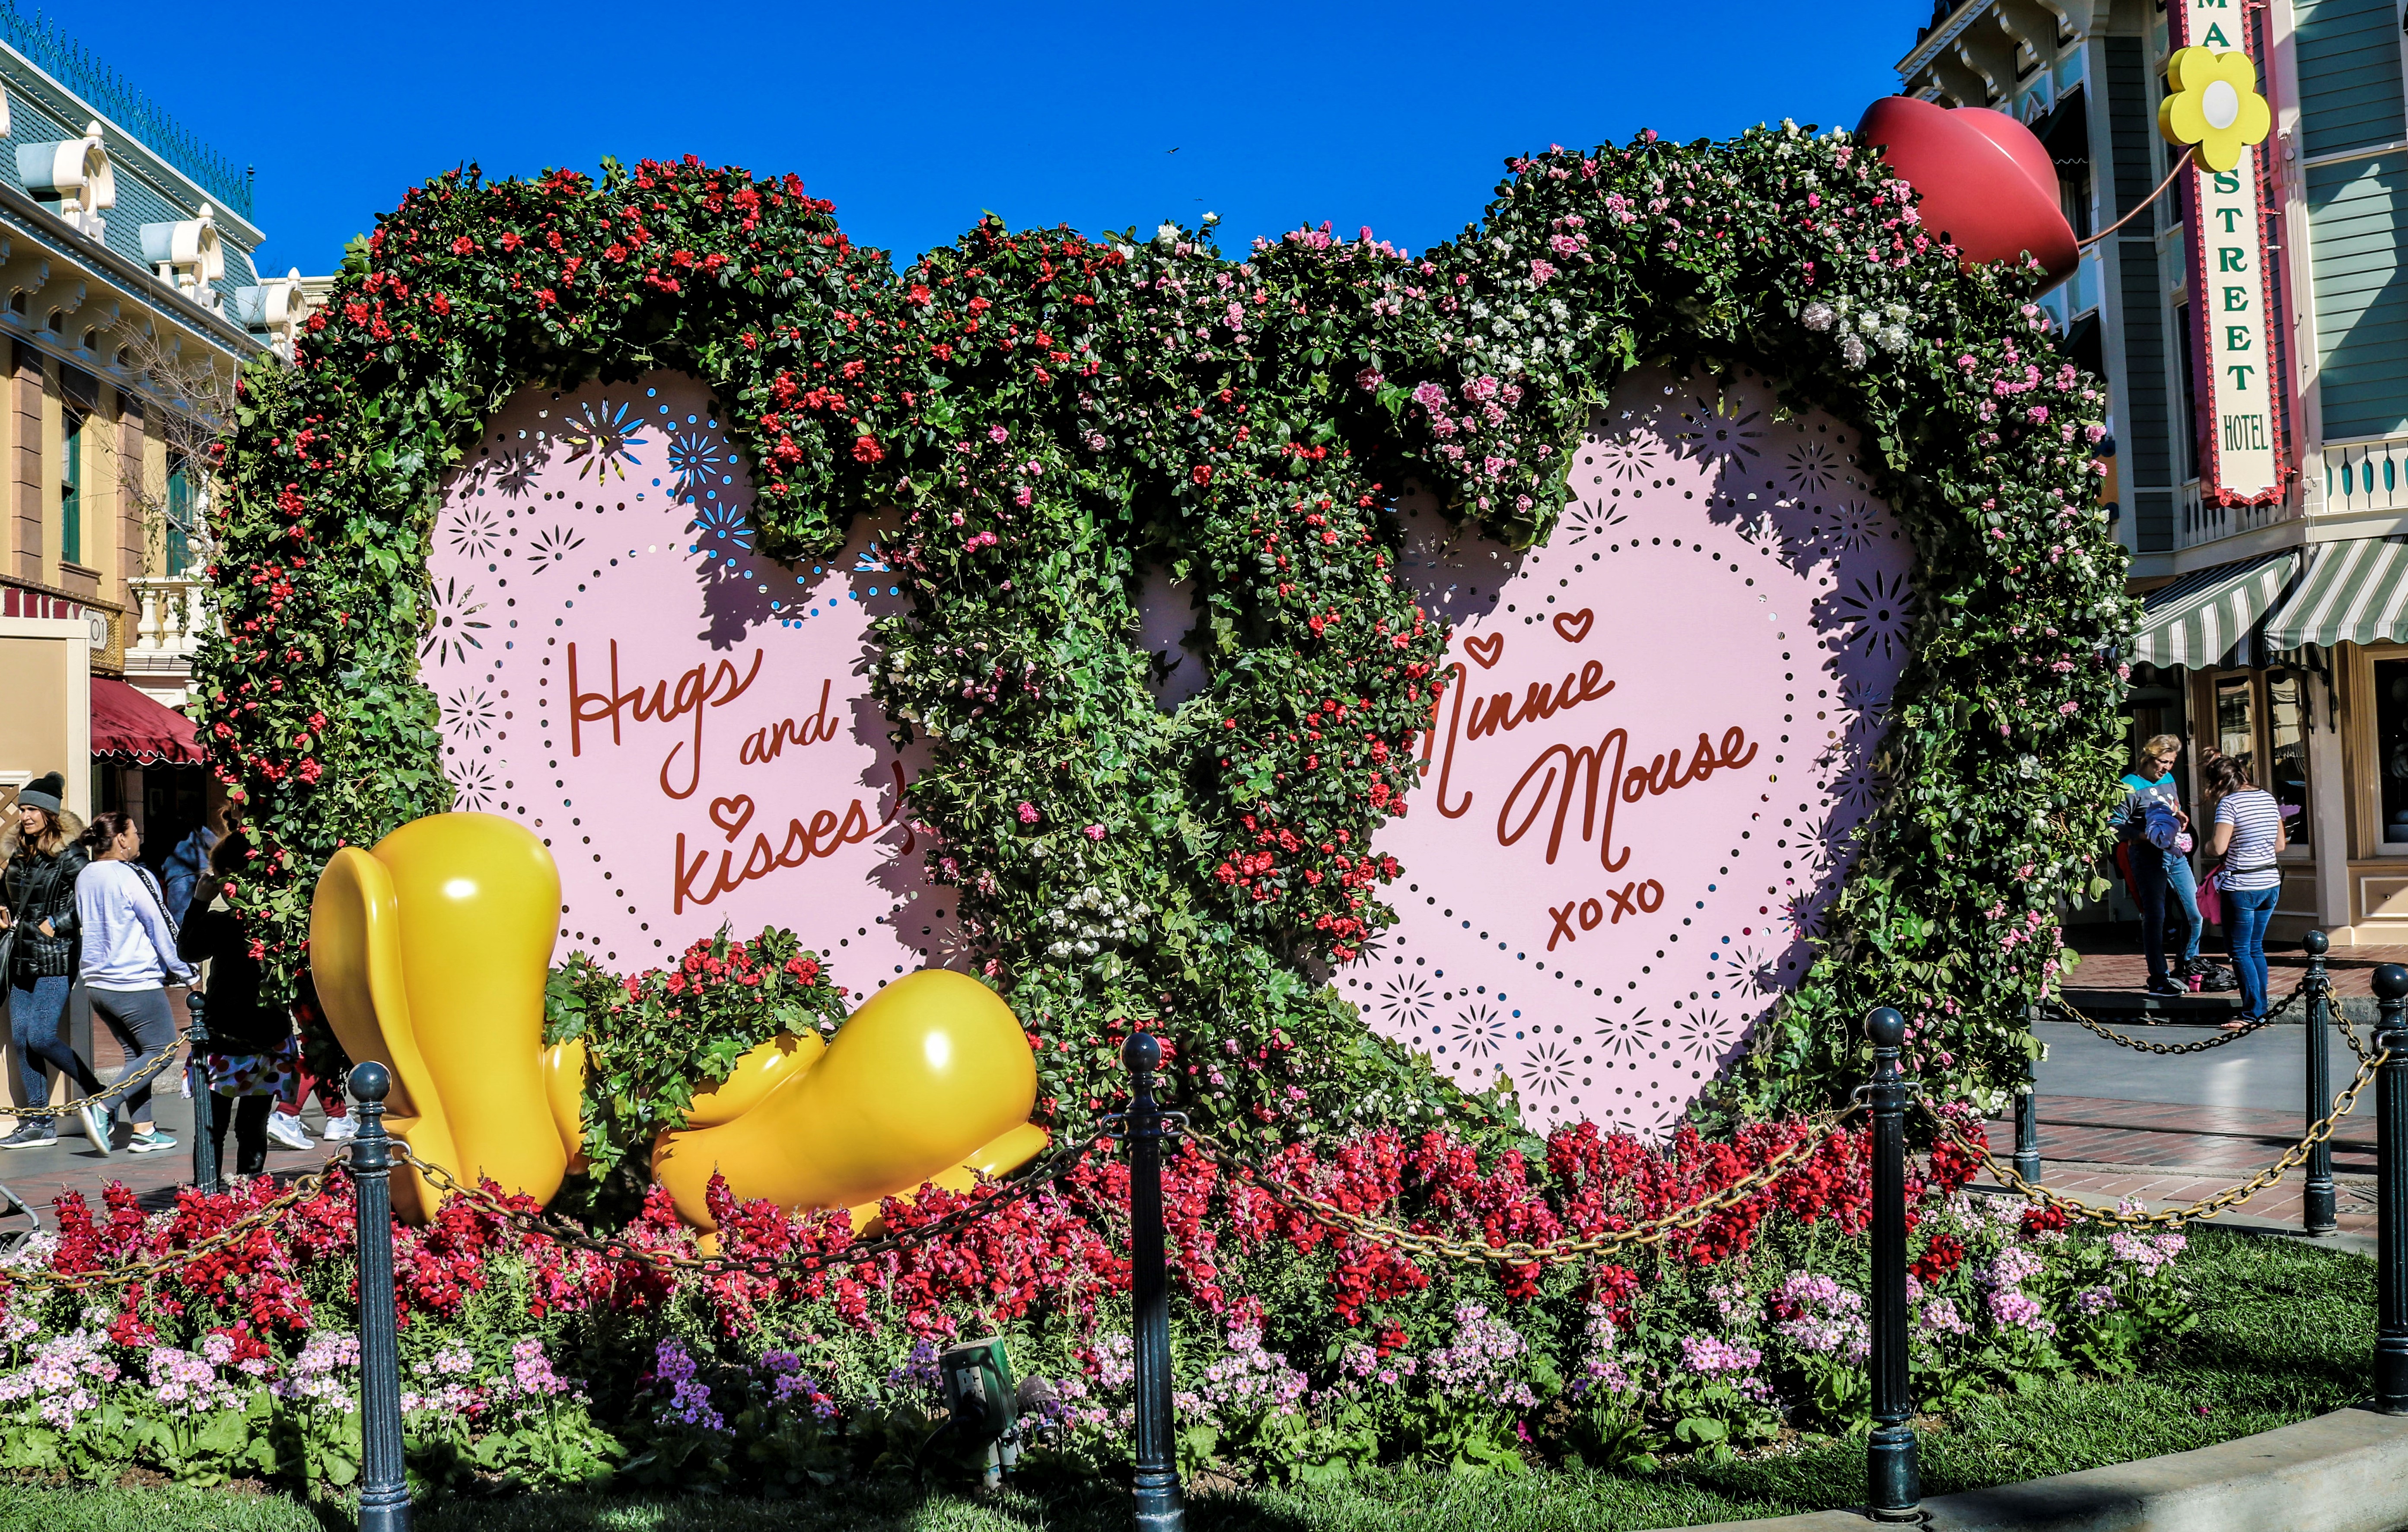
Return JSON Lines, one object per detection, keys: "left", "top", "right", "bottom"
{"left": 2077, "top": 158, "right": 2191, "bottom": 251}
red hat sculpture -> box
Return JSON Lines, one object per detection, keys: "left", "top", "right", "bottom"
{"left": 1854, "top": 96, "right": 2080, "bottom": 283}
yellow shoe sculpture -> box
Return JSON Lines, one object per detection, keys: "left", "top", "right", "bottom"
{"left": 653, "top": 968, "right": 1040, "bottom": 1234}
{"left": 308, "top": 811, "right": 1046, "bottom": 1229}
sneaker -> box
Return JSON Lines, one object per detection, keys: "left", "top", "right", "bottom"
{"left": 125, "top": 1128, "right": 177, "bottom": 1154}
{"left": 79, "top": 1103, "right": 113, "bottom": 1157}
{"left": 265, "top": 1112, "right": 315, "bottom": 1151}
{"left": 2146, "top": 977, "right": 2186, "bottom": 997}
{"left": 322, "top": 1116, "right": 357, "bottom": 1144}
{"left": 0, "top": 1121, "right": 56, "bottom": 1149}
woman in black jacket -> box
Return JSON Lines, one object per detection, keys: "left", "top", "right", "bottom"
{"left": 178, "top": 832, "right": 291, "bottom": 1175}
{"left": 0, "top": 771, "right": 105, "bottom": 1151}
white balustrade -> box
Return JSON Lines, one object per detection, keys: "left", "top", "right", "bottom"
{"left": 2322, "top": 433, "right": 2408, "bottom": 516}
{"left": 126, "top": 575, "right": 209, "bottom": 656}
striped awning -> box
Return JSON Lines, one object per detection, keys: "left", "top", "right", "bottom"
{"left": 2264, "top": 536, "right": 2408, "bottom": 649}
{"left": 2129, "top": 551, "right": 2299, "bottom": 669}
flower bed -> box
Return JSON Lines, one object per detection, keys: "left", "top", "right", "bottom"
{"left": 0, "top": 1107, "right": 2195, "bottom": 1497}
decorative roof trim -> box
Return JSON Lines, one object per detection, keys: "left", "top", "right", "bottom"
{"left": 0, "top": 44, "right": 263, "bottom": 246}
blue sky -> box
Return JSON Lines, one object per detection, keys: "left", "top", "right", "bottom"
{"left": 93, "top": 1, "right": 1923, "bottom": 277}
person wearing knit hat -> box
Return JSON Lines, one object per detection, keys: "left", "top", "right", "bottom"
{"left": 0, "top": 772, "right": 104, "bottom": 1151}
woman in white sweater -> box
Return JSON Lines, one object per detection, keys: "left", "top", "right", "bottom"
{"left": 72, "top": 811, "right": 197, "bottom": 1155}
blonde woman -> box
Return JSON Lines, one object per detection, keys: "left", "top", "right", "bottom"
{"left": 0, "top": 772, "right": 102, "bottom": 1151}
{"left": 2111, "top": 737, "right": 2189, "bottom": 998}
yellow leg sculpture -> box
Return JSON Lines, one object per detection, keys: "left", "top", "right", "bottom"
{"left": 308, "top": 812, "right": 1047, "bottom": 1228}
{"left": 309, "top": 813, "right": 569, "bottom": 1216}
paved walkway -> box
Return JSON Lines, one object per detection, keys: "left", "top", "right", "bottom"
{"left": 0, "top": 991, "right": 343, "bottom": 1233}
{"left": 1976, "top": 1019, "right": 2380, "bottom": 1246}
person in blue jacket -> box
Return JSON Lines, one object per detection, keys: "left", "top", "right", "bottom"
{"left": 159, "top": 809, "right": 220, "bottom": 927}
{"left": 2110, "top": 735, "right": 2190, "bottom": 998}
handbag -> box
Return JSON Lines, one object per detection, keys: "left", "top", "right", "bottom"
{"left": 2195, "top": 867, "right": 2223, "bottom": 927}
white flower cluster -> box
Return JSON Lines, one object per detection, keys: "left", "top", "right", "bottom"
{"left": 1045, "top": 883, "right": 1152, "bottom": 960}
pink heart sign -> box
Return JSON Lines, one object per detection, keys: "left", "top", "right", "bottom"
{"left": 422, "top": 371, "right": 958, "bottom": 988}
{"left": 1352, "top": 367, "right": 1915, "bottom": 1137}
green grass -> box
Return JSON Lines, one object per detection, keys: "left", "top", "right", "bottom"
{"left": 0, "top": 1229, "right": 2378, "bottom": 1532}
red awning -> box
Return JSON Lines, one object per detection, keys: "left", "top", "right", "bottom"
{"left": 91, "top": 678, "right": 204, "bottom": 766}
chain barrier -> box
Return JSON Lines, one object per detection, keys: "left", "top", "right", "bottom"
{"left": 1174, "top": 1105, "right": 1864, "bottom": 1267}
{"left": 0, "top": 1044, "right": 181, "bottom": 1124}
{"left": 1925, "top": 1042, "right": 2389, "bottom": 1229}
{"left": 0, "top": 1154, "right": 350, "bottom": 1293}
{"left": 392, "top": 1134, "right": 1101, "bottom": 1280}
{"left": 2042, "top": 967, "right": 2309, "bottom": 1055}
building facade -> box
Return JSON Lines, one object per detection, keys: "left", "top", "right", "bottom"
{"left": 0, "top": 7, "right": 315, "bottom": 855}
{"left": 1897, "top": 0, "right": 2408, "bottom": 944}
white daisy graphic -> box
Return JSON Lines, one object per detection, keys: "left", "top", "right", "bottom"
{"left": 559, "top": 398, "right": 647, "bottom": 482}
{"left": 1675, "top": 391, "right": 1765, "bottom": 465}
{"left": 1832, "top": 569, "right": 1915, "bottom": 660}
{"left": 1450, "top": 1003, "right": 1509, "bottom": 1060}
{"left": 666, "top": 426, "right": 731, "bottom": 503}
{"left": 447, "top": 504, "right": 501, "bottom": 561}
{"left": 1784, "top": 438, "right": 1839, "bottom": 497}
{"left": 1595, "top": 1009, "right": 1658, "bottom": 1059}
{"left": 1815, "top": 498, "right": 1887, "bottom": 551}
{"left": 1672, "top": 1008, "right": 1733, "bottom": 1061}
{"left": 442, "top": 687, "right": 498, "bottom": 739}
{"left": 1379, "top": 973, "right": 1435, "bottom": 1031}
{"left": 1523, "top": 1041, "right": 1579, "bottom": 1098}
{"left": 422, "top": 578, "right": 490, "bottom": 668}
{"left": 448, "top": 756, "right": 498, "bottom": 812}
{"left": 1584, "top": 430, "right": 1661, "bottom": 483}
{"left": 526, "top": 524, "right": 586, "bottom": 572}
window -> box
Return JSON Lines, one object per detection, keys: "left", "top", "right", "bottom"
{"left": 60, "top": 411, "right": 82, "bottom": 566}
{"left": 2267, "top": 670, "right": 2311, "bottom": 848}
{"left": 2215, "top": 673, "right": 2257, "bottom": 779}
{"left": 2375, "top": 657, "right": 2408, "bottom": 847}
{"left": 166, "top": 461, "right": 193, "bottom": 576}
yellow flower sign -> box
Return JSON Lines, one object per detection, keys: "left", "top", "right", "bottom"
{"left": 2157, "top": 45, "right": 2272, "bottom": 173}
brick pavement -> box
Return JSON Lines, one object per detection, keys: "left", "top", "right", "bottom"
{"left": 1978, "top": 1092, "right": 2377, "bottom": 1243}
{"left": 2066, "top": 941, "right": 2408, "bottom": 1000}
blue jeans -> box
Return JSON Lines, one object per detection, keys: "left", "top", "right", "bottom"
{"left": 10, "top": 973, "right": 99, "bottom": 1111}
{"left": 2162, "top": 853, "right": 2204, "bottom": 964}
{"left": 2223, "top": 885, "right": 2281, "bottom": 1017}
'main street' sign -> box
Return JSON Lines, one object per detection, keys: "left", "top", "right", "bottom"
{"left": 2178, "top": 0, "right": 2283, "bottom": 502}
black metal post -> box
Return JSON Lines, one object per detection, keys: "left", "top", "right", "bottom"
{"left": 1865, "top": 1006, "right": 1921, "bottom": 1521}
{"left": 2376, "top": 965, "right": 2408, "bottom": 1414}
{"left": 185, "top": 990, "right": 217, "bottom": 1196}
{"left": 1123, "top": 1032, "right": 1184, "bottom": 1532}
{"left": 2303, "top": 931, "right": 2337, "bottom": 1237}
{"left": 349, "top": 1062, "right": 411, "bottom": 1530}
{"left": 2014, "top": 1001, "right": 2042, "bottom": 1185}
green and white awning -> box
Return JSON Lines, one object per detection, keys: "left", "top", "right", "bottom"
{"left": 2264, "top": 537, "right": 2408, "bottom": 649}
{"left": 2130, "top": 551, "right": 2299, "bottom": 669}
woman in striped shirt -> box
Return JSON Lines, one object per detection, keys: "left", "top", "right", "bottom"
{"left": 2205, "top": 752, "right": 2287, "bottom": 1024}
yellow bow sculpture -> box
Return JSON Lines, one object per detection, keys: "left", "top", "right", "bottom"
{"left": 308, "top": 812, "right": 1047, "bottom": 1229}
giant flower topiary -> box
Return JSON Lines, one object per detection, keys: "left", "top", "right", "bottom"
{"left": 205, "top": 127, "right": 2133, "bottom": 1146}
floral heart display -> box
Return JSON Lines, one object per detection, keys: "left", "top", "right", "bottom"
{"left": 1355, "top": 368, "right": 1912, "bottom": 1134}
{"left": 422, "top": 371, "right": 955, "bottom": 986}
{"left": 213, "top": 131, "right": 2131, "bottom": 1137}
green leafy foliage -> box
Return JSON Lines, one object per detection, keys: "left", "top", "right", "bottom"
{"left": 542, "top": 927, "right": 848, "bottom": 1220}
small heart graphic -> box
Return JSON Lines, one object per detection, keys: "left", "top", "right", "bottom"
{"left": 1552, "top": 608, "right": 1595, "bottom": 645}
{"left": 710, "top": 795, "right": 757, "bottom": 842}
{"left": 1463, "top": 632, "right": 1505, "bottom": 669}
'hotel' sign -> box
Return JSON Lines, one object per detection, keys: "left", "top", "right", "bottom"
{"left": 2174, "top": 0, "right": 2284, "bottom": 503}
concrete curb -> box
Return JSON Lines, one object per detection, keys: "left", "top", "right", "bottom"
{"left": 1650, "top": 1405, "right": 2408, "bottom": 1532}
